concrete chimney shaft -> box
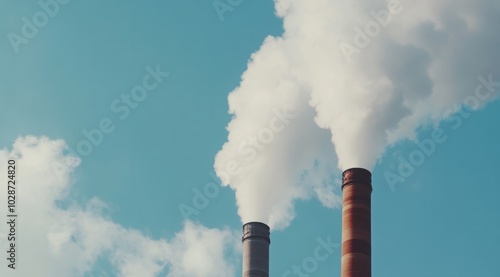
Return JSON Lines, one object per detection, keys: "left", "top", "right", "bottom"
{"left": 242, "top": 222, "right": 270, "bottom": 277}
{"left": 341, "top": 168, "right": 372, "bottom": 277}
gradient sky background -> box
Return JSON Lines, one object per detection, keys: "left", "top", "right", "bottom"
{"left": 0, "top": 1, "right": 499, "bottom": 277}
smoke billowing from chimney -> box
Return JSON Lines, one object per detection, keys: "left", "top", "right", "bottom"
{"left": 242, "top": 222, "right": 271, "bottom": 277}
{"left": 215, "top": 0, "right": 500, "bottom": 229}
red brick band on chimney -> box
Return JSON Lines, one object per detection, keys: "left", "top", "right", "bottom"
{"left": 341, "top": 168, "right": 372, "bottom": 277}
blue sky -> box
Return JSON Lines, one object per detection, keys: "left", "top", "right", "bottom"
{"left": 1, "top": 1, "right": 499, "bottom": 276}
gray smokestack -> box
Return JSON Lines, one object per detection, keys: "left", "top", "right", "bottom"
{"left": 242, "top": 222, "right": 270, "bottom": 277}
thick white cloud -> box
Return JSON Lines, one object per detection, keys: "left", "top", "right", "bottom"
{"left": 0, "top": 136, "right": 239, "bottom": 277}
{"left": 215, "top": 0, "right": 500, "bottom": 229}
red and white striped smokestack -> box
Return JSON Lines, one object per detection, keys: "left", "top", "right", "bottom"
{"left": 341, "top": 168, "right": 372, "bottom": 277}
{"left": 242, "top": 222, "right": 270, "bottom": 277}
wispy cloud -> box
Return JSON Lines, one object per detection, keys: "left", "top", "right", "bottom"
{"left": 0, "top": 136, "right": 240, "bottom": 277}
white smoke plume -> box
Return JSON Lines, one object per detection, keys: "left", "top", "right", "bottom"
{"left": 215, "top": 0, "right": 500, "bottom": 229}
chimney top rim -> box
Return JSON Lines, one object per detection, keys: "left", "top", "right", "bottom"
{"left": 342, "top": 168, "right": 372, "bottom": 190}
{"left": 243, "top": 222, "right": 270, "bottom": 228}
{"left": 342, "top": 168, "right": 372, "bottom": 176}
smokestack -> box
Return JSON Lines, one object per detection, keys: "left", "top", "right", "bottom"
{"left": 242, "top": 222, "right": 270, "bottom": 277}
{"left": 341, "top": 168, "right": 372, "bottom": 277}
